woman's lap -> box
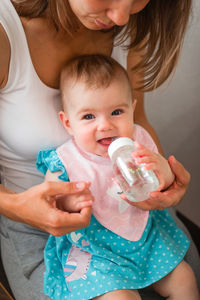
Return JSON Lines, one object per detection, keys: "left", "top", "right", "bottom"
{"left": 0, "top": 208, "right": 199, "bottom": 300}
{"left": 168, "top": 208, "right": 200, "bottom": 287}
{"left": 0, "top": 216, "right": 50, "bottom": 300}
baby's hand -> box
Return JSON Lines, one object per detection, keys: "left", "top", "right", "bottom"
{"left": 56, "top": 182, "right": 94, "bottom": 213}
{"left": 132, "top": 143, "right": 175, "bottom": 191}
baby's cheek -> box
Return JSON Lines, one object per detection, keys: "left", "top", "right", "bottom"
{"left": 79, "top": 132, "right": 91, "bottom": 145}
{"left": 123, "top": 121, "right": 134, "bottom": 138}
{"left": 77, "top": 129, "right": 94, "bottom": 151}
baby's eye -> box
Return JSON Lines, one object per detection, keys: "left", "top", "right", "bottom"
{"left": 112, "top": 109, "right": 123, "bottom": 116}
{"left": 83, "top": 114, "right": 95, "bottom": 120}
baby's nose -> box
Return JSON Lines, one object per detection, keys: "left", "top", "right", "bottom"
{"left": 98, "top": 118, "right": 113, "bottom": 131}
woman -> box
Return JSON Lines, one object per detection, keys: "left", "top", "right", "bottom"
{"left": 0, "top": 1, "right": 198, "bottom": 299}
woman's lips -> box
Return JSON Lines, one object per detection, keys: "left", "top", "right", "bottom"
{"left": 95, "top": 19, "right": 114, "bottom": 29}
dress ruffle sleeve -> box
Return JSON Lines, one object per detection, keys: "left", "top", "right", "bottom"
{"left": 36, "top": 149, "right": 69, "bottom": 182}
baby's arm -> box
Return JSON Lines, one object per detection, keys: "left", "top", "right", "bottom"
{"left": 45, "top": 170, "right": 93, "bottom": 212}
{"left": 132, "top": 143, "right": 175, "bottom": 191}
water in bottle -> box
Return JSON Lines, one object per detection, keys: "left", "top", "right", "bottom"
{"left": 108, "top": 137, "right": 159, "bottom": 202}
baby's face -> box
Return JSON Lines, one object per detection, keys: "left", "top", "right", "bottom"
{"left": 62, "top": 78, "right": 134, "bottom": 157}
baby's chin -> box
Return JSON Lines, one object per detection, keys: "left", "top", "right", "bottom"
{"left": 77, "top": 143, "right": 109, "bottom": 158}
{"left": 100, "top": 152, "right": 109, "bottom": 158}
{"left": 94, "top": 149, "right": 109, "bottom": 158}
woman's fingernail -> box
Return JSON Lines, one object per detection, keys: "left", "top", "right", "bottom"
{"left": 168, "top": 155, "right": 176, "bottom": 166}
{"left": 75, "top": 182, "right": 85, "bottom": 189}
{"left": 172, "top": 155, "right": 176, "bottom": 162}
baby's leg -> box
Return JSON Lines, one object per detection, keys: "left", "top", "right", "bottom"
{"left": 152, "top": 260, "right": 199, "bottom": 300}
{"left": 94, "top": 289, "right": 141, "bottom": 300}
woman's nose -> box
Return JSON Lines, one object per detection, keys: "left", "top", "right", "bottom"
{"left": 106, "top": 1, "right": 134, "bottom": 26}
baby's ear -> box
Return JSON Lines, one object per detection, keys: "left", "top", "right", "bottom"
{"left": 58, "top": 111, "right": 73, "bottom": 136}
{"left": 132, "top": 99, "right": 137, "bottom": 112}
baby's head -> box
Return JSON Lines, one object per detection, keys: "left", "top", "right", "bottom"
{"left": 59, "top": 54, "right": 136, "bottom": 157}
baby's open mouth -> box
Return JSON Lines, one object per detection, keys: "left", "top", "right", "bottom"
{"left": 97, "top": 137, "right": 117, "bottom": 147}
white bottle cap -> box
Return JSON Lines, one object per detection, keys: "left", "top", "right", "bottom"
{"left": 108, "top": 137, "right": 135, "bottom": 159}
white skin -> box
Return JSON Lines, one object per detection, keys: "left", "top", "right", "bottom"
{"left": 53, "top": 75, "right": 199, "bottom": 300}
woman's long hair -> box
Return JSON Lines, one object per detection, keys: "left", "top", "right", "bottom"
{"left": 11, "top": 0, "right": 192, "bottom": 91}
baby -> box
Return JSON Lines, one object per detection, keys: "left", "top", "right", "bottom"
{"left": 37, "top": 54, "right": 199, "bottom": 300}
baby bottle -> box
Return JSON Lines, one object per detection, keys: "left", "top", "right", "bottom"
{"left": 108, "top": 137, "right": 159, "bottom": 202}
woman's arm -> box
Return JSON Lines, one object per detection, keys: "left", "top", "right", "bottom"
{"left": 127, "top": 47, "right": 163, "bottom": 154}
{"left": 133, "top": 89, "right": 164, "bottom": 155}
{"left": 126, "top": 48, "right": 191, "bottom": 210}
{"left": 0, "top": 24, "right": 10, "bottom": 89}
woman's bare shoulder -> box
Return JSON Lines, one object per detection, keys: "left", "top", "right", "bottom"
{"left": 0, "top": 24, "right": 10, "bottom": 89}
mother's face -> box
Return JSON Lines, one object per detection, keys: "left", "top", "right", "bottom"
{"left": 68, "top": 0, "right": 150, "bottom": 30}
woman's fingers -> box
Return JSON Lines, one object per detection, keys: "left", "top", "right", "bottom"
{"left": 122, "top": 181, "right": 186, "bottom": 211}
{"left": 168, "top": 155, "right": 190, "bottom": 187}
{"left": 123, "top": 197, "right": 163, "bottom": 211}
{"left": 41, "top": 181, "right": 89, "bottom": 197}
{"left": 47, "top": 206, "right": 92, "bottom": 236}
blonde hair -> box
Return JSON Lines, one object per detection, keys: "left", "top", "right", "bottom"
{"left": 12, "top": 0, "right": 192, "bottom": 90}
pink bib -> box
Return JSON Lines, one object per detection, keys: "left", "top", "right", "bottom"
{"left": 57, "top": 125, "right": 158, "bottom": 241}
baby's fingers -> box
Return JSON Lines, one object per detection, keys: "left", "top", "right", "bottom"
{"left": 75, "top": 200, "right": 93, "bottom": 211}
{"left": 134, "top": 156, "right": 157, "bottom": 166}
{"left": 132, "top": 143, "right": 152, "bottom": 157}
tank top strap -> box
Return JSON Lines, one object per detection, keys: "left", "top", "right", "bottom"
{"left": 0, "top": 0, "right": 33, "bottom": 92}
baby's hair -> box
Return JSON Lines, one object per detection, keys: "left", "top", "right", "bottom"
{"left": 60, "top": 54, "right": 132, "bottom": 92}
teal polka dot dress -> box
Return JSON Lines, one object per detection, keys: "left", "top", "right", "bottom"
{"left": 36, "top": 149, "right": 190, "bottom": 300}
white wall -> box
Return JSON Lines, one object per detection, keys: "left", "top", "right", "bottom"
{"left": 145, "top": 1, "right": 200, "bottom": 227}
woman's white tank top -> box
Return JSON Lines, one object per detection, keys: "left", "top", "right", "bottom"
{"left": 0, "top": 0, "right": 129, "bottom": 192}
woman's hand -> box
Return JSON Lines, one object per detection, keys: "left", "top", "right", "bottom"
{"left": 56, "top": 182, "right": 94, "bottom": 213}
{"left": 122, "top": 156, "right": 190, "bottom": 211}
{"left": 2, "top": 181, "right": 93, "bottom": 236}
